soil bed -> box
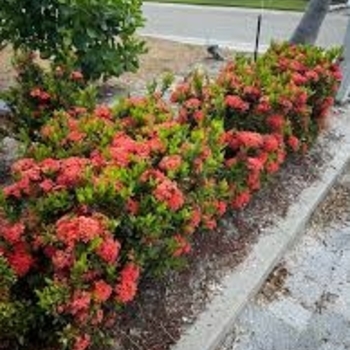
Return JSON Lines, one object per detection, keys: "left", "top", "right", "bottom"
{"left": 0, "top": 37, "right": 227, "bottom": 94}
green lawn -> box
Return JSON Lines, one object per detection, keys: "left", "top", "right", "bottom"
{"left": 147, "top": 0, "right": 308, "bottom": 11}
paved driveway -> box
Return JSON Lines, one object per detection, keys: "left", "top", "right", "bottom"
{"left": 141, "top": 3, "right": 348, "bottom": 51}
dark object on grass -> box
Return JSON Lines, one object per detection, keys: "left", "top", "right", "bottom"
{"left": 207, "top": 45, "right": 225, "bottom": 61}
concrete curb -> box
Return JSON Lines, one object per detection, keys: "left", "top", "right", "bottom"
{"left": 171, "top": 110, "right": 350, "bottom": 350}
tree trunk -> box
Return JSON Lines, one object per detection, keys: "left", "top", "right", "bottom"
{"left": 336, "top": 16, "right": 350, "bottom": 103}
{"left": 290, "top": 0, "right": 332, "bottom": 45}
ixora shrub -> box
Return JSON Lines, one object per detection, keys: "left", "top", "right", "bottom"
{"left": 0, "top": 93, "right": 229, "bottom": 349}
{"left": 171, "top": 43, "right": 342, "bottom": 153}
{"left": 1, "top": 52, "right": 97, "bottom": 141}
{"left": 0, "top": 0, "right": 145, "bottom": 80}
{"left": 0, "top": 43, "right": 342, "bottom": 350}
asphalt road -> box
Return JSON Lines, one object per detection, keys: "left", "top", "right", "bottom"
{"left": 141, "top": 3, "right": 348, "bottom": 51}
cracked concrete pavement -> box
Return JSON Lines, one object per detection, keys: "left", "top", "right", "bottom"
{"left": 218, "top": 165, "right": 350, "bottom": 350}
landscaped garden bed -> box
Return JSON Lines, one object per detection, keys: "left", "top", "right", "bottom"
{"left": 0, "top": 37, "right": 343, "bottom": 350}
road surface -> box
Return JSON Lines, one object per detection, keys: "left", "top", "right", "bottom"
{"left": 141, "top": 3, "right": 348, "bottom": 51}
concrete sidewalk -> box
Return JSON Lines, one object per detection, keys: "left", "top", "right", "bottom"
{"left": 218, "top": 167, "right": 350, "bottom": 350}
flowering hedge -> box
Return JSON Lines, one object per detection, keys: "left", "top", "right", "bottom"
{"left": 0, "top": 43, "right": 342, "bottom": 350}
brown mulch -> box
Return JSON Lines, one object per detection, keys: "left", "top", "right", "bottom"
{"left": 0, "top": 37, "right": 215, "bottom": 94}
{"left": 0, "top": 46, "right": 15, "bottom": 91}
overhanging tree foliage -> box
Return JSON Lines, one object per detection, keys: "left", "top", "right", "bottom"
{"left": 0, "top": 0, "right": 145, "bottom": 80}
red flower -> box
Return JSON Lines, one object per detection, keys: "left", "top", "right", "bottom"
{"left": 278, "top": 97, "right": 293, "bottom": 113}
{"left": 173, "top": 235, "right": 191, "bottom": 257}
{"left": 263, "top": 135, "right": 279, "bottom": 152}
{"left": 194, "top": 110, "right": 205, "bottom": 123}
{"left": 265, "top": 161, "right": 280, "bottom": 174}
{"left": 243, "top": 86, "right": 261, "bottom": 100}
{"left": 91, "top": 309, "right": 104, "bottom": 325}
{"left": 170, "top": 82, "right": 190, "bottom": 103}
{"left": 126, "top": 199, "right": 139, "bottom": 215}
{"left": 30, "top": 88, "right": 50, "bottom": 101}
{"left": 95, "top": 105, "right": 112, "bottom": 120}
{"left": 322, "top": 97, "right": 335, "bottom": 109}
{"left": 153, "top": 179, "right": 185, "bottom": 211}
{"left": 93, "top": 280, "right": 112, "bottom": 302}
{"left": 159, "top": 155, "right": 182, "bottom": 172}
{"left": 2, "top": 222, "right": 25, "bottom": 244}
{"left": 7, "top": 244, "right": 34, "bottom": 277}
{"left": 11, "top": 158, "right": 36, "bottom": 174}
{"left": 189, "top": 207, "right": 201, "bottom": 229}
{"left": 56, "top": 157, "right": 89, "bottom": 187}
{"left": 332, "top": 66, "right": 342, "bottom": 81}
{"left": 287, "top": 135, "right": 300, "bottom": 152}
{"left": 256, "top": 97, "right": 271, "bottom": 114}
{"left": 39, "top": 179, "right": 55, "bottom": 193}
{"left": 204, "top": 218, "right": 217, "bottom": 230}
{"left": 247, "top": 157, "right": 264, "bottom": 172}
{"left": 73, "top": 334, "right": 91, "bottom": 350}
{"left": 185, "top": 98, "right": 201, "bottom": 109}
{"left": 277, "top": 149, "right": 286, "bottom": 164}
{"left": 225, "top": 157, "right": 238, "bottom": 168}
{"left": 41, "top": 125, "right": 55, "bottom": 138}
{"left": 115, "top": 263, "right": 140, "bottom": 303}
{"left": 70, "top": 291, "right": 91, "bottom": 315}
{"left": 237, "top": 131, "right": 264, "bottom": 149}
{"left": 266, "top": 115, "right": 285, "bottom": 132}
{"left": 56, "top": 215, "right": 103, "bottom": 246}
{"left": 140, "top": 169, "right": 166, "bottom": 183}
{"left": 90, "top": 150, "right": 106, "bottom": 169}
{"left": 257, "top": 152, "right": 269, "bottom": 165}
{"left": 147, "top": 137, "right": 165, "bottom": 153}
{"left": 225, "top": 95, "right": 249, "bottom": 112}
{"left": 289, "top": 60, "right": 306, "bottom": 72}
{"left": 52, "top": 250, "right": 73, "bottom": 270}
{"left": 292, "top": 72, "right": 307, "bottom": 85}
{"left": 296, "top": 91, "right": 308, "bottom": 106}
{"left": 305, "top": 70, "right": 319, "bottom": 82}
{"left": 67, "top": 130, "right": 86, "bottom": 143}
{"left": 108, "top": 147, "right": 130, "bottom": 167}
{"left": 215, "top": 201, "right": 227, "bottom": 216}
{"left": 231, "top": 190, "right": 251, "bottom": 209}
{"left": 97, "top": 238, "right": 121, "bottom": 264}
{"left": 247, "top": 172, "right": 261, "bottom": 191}
{"left": 68, "top": 107, "right": 88, "bottom": 117}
